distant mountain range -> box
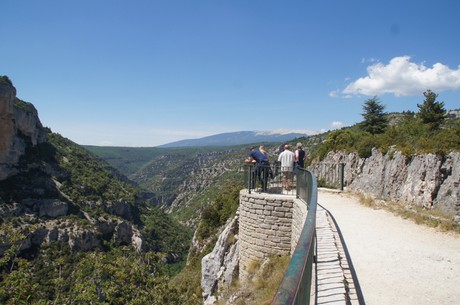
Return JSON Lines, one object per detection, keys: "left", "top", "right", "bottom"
{"left": 159, "top": 130, "right": 319, "bottom": 148}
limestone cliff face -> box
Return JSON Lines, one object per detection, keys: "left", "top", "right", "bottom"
{"left": 0, "top": 79, "right": 145, "bottom": 255}
{"left": 201, "top": 216, "right": 239, "bottom": 305}
{"left": 0, "top": 80, "right": 46, "bottom": 180}
{"left": 310, "top": 149, "right": 460, "bottom": 219}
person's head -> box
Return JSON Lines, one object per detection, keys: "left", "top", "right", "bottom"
{"left": 259, "top": 145, "right": 266, "bottom": 152}
{"left": 297, "top": 142, "right": 302, "bottom": 149}
{"left": 284, "top": 144, "right": 290, "bottom": 150}
{"left": 249, "top": 146, "right": 255, "bottom": 151}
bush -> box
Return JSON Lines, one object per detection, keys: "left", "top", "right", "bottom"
{"left": 195, "top": 183, "right": 240, "bottom": 241}
{"left": 0, "top": 75, "right": 13, "bottom": 86}
{"left": 310, "top": 114, "right": 459, "bottom": 161}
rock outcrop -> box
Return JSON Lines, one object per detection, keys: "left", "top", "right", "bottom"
{"left": 201, "top": 216, "right": 239, "bottom": 305}
{"left": 0, "top": 78, "right": 46, "bottom": 180}
{"left": 310, "top": 149, "right": 460, "bottom": 219}
{"left": 0, "top": 77, "right": 145, "bottom": 256}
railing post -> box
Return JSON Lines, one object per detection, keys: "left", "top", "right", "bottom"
{"left": 340, "top": 163, "right": 345, "bottom": 191}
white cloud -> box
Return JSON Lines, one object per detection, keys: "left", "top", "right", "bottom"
{"left": 329, "top": 90, "right": 339, "bottom": 97}
{"left": 343, "top": 56, "right": 460, "bottom": 96}
{"left": 331, "top": 121, "right": 343, "bottom": 129}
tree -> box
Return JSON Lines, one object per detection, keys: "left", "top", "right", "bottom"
{"left": 360, "top": 96, "right": 388, "bottom": 134}
{"left": 417, "top": 90, "right": 447, "bottom": 130}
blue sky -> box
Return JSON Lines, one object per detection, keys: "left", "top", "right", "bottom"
{"left": 1, "top": 0, "right": 460, "bottom": 146}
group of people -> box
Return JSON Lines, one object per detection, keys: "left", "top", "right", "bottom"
{"left": 246, "top": 142, "right": 306, "bottom": 191}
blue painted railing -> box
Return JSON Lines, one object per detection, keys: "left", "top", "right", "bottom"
{"left": 271, "top": 168, "right": 318, "bottom": 305}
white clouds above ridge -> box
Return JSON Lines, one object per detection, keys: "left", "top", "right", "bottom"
{"left": 339, "top": 56, "right": 460, "bottom": 97}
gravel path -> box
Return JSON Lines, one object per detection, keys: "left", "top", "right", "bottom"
{"left": 318, "top": 189, "right": 460, "bottom": 305}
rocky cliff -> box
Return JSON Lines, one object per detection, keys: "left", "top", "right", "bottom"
{"left": 201, "top": 216, "right": 239, "bottom": 305}
{"left": 0, "top": 78, "right": 147, "bottom": 255}
{"left": 310, "top": 149, "right": 460, "bottom": 220}
{"left": 0, "top": 77, "right": 47, "bottom": 180}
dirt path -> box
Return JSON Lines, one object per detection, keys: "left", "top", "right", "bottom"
{"left": 318, "top": 189, "right": 460, "bottom": 305}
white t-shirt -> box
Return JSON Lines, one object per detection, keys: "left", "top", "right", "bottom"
{"left": 278, "top": 150, "right": 295, "bottom": 172}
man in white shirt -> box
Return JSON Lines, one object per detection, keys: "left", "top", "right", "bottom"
{"left": 277, "top": 144, "right": 295, "bottom": 190}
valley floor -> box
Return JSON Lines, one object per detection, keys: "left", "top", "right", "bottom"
{"left": 318, "top": 189, "right": 460, "bottom": 305}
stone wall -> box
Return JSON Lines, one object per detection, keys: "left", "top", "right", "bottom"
{"left": 238, "top": 190, "right": 308, "bottom": 280}
{"left": 291, "top": 195, "right": 308, "bottom": 254}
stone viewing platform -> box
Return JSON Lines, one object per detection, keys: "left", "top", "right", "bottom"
{"left": 238, "top": 190, "right": 307, "bottom": 280}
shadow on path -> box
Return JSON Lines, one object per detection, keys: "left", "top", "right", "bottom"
{"left": 316, "top": 203, "right": 366, "bottom": 305}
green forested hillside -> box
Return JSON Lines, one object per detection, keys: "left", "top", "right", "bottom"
{"left": 0, "top": 131, "right": 193, "bottom": 304}
{"left": 86, "top": 144, "right": 257, "bottom": 226}
{"left": 84, "top": 145, "right": 175, "bottom": 176}
{"left": 84, "top": 145, "right": 244, "bottom": 177}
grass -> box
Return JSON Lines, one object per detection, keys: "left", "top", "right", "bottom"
{"left": 356, "top": 193, "right": 460, "bottom": 234}
{"left": 317, "top": 178, "right": 341, "bottom": 189}
{"left": 217, "top": 255, "right": 290, "bottom": 305}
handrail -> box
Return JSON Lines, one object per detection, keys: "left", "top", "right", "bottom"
{"left": 271, "top": 168, "right": 318, "bottom": 305}
{"left": 310, "top": 162, "right": 345, "bottom": 190}
{"left": 243, "top": 162, "right": 296, "bottom": 195}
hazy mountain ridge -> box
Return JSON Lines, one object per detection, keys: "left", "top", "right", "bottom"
{"left": 159, "top": 130, "right": 316, "bottom": 148}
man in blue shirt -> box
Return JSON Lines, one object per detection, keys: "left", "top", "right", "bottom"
{"left": 249, "top": 146, "right": 268, "bottom": 163}
{"left": 248, "top": 146, "right": 270, "bottom": 191}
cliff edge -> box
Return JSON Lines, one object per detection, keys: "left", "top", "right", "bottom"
{"left": 0, "top": 77, "right": 47, "bottom": 180}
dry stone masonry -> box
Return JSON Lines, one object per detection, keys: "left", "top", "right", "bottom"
{"left": 238, "top": 190, "right": 308, "bottom": 281}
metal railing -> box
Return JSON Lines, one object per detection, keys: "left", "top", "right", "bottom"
{"left": 310, "top": 162, "right": 345, "bottom": 191}
{"left": 243, "top": 162, "right": 297, "bottom": 195}
{"left": 271, "top": 168, "right": 318, "bottom": 305}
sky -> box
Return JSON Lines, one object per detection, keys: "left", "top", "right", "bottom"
{"left": 1, "top": 0, "right": 460, "bottom": 147}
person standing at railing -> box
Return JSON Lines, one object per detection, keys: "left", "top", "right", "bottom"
{"left": 259, "top": 145, "right": 274, "bottom": 181}
{"left": 278, "top": 144, "right": 295, "bottom": 191}
{"left": 247, "top": 146, "right": 270, "bottom": 191}
{"left": 295, "top": 142, "right": 306, "bottom": 169}
{"left": 259, "top": 145, "right": 268, "bottom": 158}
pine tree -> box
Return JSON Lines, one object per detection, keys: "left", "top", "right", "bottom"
{"left": 417, "top": 90, "right": 446, "bottom": 130}
{"left": 360, "top": 96, "right": 388, "bottom": 134}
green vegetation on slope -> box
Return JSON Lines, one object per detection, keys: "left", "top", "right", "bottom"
{"left": 84, "top": 145, "right": 233, "bottom": 177}
{"left": 0, "top": 75, "right": 13, "bottom": 85}
{"left": 88, "top": 143, "right": 249, "bottom": 225}
{"left": 0, "top": 238, "right": 193, "bottom": 304}
{"left": 309, "top": 90, "right": 460, "bottom": 161}
{"left": 171, "top": 180, "right": 242, "bottom": 305}
{"left": 1, "top": 131, "right": 193, "bottom": 304}
{"left": 49, "top": 133, "right": 139, "bottom": 208}
{"left": 84, "top": 146, "right": 163, "bottom": 176}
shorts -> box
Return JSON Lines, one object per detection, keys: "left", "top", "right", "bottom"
{"left": 282, "top": 171, "right": 292, "bottom": 179}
